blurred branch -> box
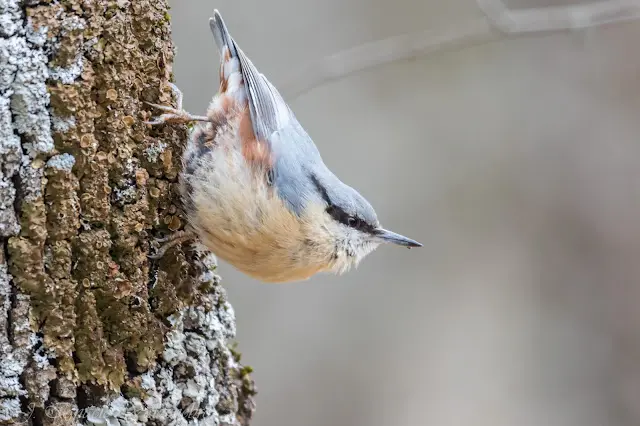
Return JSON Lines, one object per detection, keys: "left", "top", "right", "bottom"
{"left": 477, "top": 0, "right": 640, "bottom": 33}
{"left": 283, "top": 18, "right": 500, "bottom": 98}
{"left": 284, "top": 0, "right": 640, "bottom": 99}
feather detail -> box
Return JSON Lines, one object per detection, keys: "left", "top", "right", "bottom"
{"left": 209, "top": 10, "right": 292, "bottom": 144}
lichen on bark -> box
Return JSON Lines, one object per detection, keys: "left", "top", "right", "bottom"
{"left": 0, "top": 1, "right": 256, "bottom": 424}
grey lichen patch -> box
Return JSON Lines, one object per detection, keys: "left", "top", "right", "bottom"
{"left": 8, "top": 32, "right": 54, "bottom": 155}
{"left": 0, "top": 0, "right": 21, "bottom": 38}
{"left": 51, "top": 113, "right": 75, "bottom": 133}
{"left": 1, "top": 14, "right": 49, "bottom": 119}
{"left": 0, "top": 97, "right": 21, "bottom": 177}
{"left": 144, "top": 140, "right": 166, "bottom": 164}
{"left": 46, "top": 151, "right": 75, "bottom": 172}
{"left": 0, "top": 398, "right": 21, "bottom": 423}
{"left": 0, "top": 71, "right": 22, "bottom": 237}
{"left": 0, "top": 177, "right": 19, "bottom": 237}
{"left": 49, "top": 54, "right": 85, "bottom": 84}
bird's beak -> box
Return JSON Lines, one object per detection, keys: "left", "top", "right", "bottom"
{"left": 374, "top": 228, "right": 422, "bottom": 248}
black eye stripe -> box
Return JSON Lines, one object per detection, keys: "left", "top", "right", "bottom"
{"left": 326, "top": 206, "right": 374, "bottom": 233}
{"left": 311, "top": 174, "right": 375, "bottom": 233}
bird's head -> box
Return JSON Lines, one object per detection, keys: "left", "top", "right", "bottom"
{"left": 306, "top": 172, "right": 422, "bottom": 275}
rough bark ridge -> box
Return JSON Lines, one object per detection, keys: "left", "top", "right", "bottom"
{"left": 0, "top": 1, "right": 256, "bottom": 424}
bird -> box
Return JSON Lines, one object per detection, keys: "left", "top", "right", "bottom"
{"left": 145, "top": 9, "right": 422, "bottom": 283}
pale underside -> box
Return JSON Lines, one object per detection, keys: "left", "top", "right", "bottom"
{"left": 180, "top": 107, "right": 369, "bottom": 283}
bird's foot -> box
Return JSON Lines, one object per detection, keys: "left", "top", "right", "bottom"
{"left": 149, "top": 229, "right": 198, "bottom": 260}
{"left": 145, "top": 83, "right": 210, "bottom": 126}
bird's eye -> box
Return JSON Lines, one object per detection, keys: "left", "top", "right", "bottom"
{"left": 266, "top": 169, "right": 274, "bottom": 186}
{"left": 325, "top": 205, "right": 371, "bottom": 232}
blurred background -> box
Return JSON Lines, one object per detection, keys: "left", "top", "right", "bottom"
{"left": 167, "top": 1, "right": 640, "bottom": 425}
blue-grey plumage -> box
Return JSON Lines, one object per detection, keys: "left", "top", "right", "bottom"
{"left": 146, "top": 9, "right": 421, "bottom": 283}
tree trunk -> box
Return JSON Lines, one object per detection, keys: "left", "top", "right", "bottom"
{"left": 0, "top": 1, "right": 255, "bottom": 425}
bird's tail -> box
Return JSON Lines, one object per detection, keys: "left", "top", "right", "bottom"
{"left": 210, "top": 9, "right": 236, "bottom": 58}
{"left": 209, "top": 10, "right": 245, "bottom": 100}
{"left": 208, "top": 9, "right": 292, "bottom": 142}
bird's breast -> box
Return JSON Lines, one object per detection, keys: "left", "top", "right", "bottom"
{"left": 181, "top": 136, "right": 336, "bottom": 283}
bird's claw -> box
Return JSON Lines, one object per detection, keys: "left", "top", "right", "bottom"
{"left": 144, "top": 83, "right": 210, "bottom": 126}
{"left": 144, "top": 102, "right": 204, "bottom": 126}
{"left": 145, "top": 102, "right": 180, "bottom": 113}
{"left": 148, "top": 230, "right": 197, "bottom": 260}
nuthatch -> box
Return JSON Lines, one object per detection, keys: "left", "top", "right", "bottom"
{"left": 146, "top": 9, "right": 422, "bottom": 283}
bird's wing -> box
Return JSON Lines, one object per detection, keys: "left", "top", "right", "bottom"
{"left": 209, "top": 10, "right": 292, "bottom": 143}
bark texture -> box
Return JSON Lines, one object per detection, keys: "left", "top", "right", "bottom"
{"left": 0, "top": 1, "right": 256, "bottom": 424}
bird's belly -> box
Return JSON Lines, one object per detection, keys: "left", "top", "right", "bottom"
{"left": 196, "top": 214, "right": 327, "bottom": 283}
{"left": 183, "top": 147, "right": 329, "bottom": 283}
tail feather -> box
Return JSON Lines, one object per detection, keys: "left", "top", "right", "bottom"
{"left": 209, "top": 11, "right": 243, "bottom": 98}
{"left": 210, "top": 10, "right": 237, "bottom": 58}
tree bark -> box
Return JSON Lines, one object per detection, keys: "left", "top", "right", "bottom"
{"left": 0, "top": 1, "right": 255, "bottom": 425}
